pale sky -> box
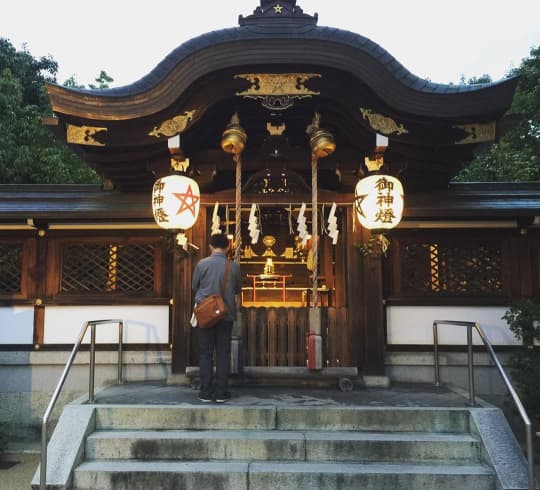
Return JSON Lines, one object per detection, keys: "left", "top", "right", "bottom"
{"left": 2, "top": 1, "right": 539, "bottom": 88}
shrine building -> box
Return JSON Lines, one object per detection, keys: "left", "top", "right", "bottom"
{"left": 1, "top": 0, "right": 540, "bottom": 421}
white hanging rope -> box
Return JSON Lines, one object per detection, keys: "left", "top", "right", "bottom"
{"left": 248, "top": 203, "right": 260, "bottom": 244}
{"left": 328, "top": 202, "right": 339, "bottom": 245}
{"left": 211, "top": 202, "right": 221, "bottom": 235}
{"left": 297, "top": 202, "right": 308, "bottom": 246}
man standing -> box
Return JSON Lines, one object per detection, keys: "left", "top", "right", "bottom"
{"left": 192, "top": 233, "right": 241, "bottom": 402}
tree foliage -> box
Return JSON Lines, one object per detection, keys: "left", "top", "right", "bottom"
{"left": 0, "top": 38, "right": 100, "bottom": 184}
{"left": 455, "top": 45, "right": 540, "bottom": 182}
{"left": 88, "top": 70, "right": 114, "bottom": 90}
{"left": 502, "top": 300, "right": 540, "bottom": 416}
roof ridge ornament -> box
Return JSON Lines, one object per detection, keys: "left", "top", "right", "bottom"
{"left": 239, "top": 0, "right": 317, "bottom": 28}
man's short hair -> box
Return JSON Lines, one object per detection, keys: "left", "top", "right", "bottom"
{"left": 209, "top": 233, "right": 229, "bottom": 249}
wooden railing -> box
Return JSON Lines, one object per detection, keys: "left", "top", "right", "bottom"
{"left": 241, "top": 307, "right": 350, "bottom": 367}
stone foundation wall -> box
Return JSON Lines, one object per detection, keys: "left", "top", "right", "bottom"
{"left": 0, "top": 350, "right": 172, "bottom": 439}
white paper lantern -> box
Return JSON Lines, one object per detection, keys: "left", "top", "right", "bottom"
{"left": 355, "top": 175, "right": 404, "bottom": 230}
{"left": 152, "top": 174, "right": 200, "bottom": 231}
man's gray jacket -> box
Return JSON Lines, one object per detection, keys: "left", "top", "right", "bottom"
{"left": 192, "top": 251, "right": 242, "bottom": 322}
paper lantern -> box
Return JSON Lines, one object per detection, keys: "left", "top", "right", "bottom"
{"left": 355, "top": 175, "right": 404, "bottom": 230}
{"left": 152, "top": 174, "right": 200, "bottom": 231}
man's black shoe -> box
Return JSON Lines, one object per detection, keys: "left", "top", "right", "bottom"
{"left": 214, "top": 391, "right": 231, "bottom": 403}
{"left": 198, "top": 392, "right": 213, "bottom": 403}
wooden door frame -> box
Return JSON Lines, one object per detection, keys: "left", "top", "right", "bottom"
{"left": 172, "top": 205, "right": 386, "bottom": 374}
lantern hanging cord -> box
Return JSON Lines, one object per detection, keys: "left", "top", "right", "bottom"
{"left": 288, "top": 203, "right": 293, "bottom": 235}
{"left": 321, "top": 203, "right": 327, "bottom": 236}
{"left": 257, "top": 204, "right": 263, "bottom": 236}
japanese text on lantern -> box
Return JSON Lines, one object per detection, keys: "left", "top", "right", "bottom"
{"left": 374, "top": 177, "right": 396, "bottom": 224}
{"left": 153, "top": 180, "right": 169, "bottom": 224}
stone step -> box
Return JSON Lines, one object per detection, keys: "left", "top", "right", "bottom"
{"left": 94, "top": 405, "right": 470, "bottom": 433}
{"left": 73, "top": 460, "right": 494, "bottom": 490}
{"left": 86, "top": 429, "right": 481, "bottom": 463}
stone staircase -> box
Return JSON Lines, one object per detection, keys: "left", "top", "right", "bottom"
{"left": 70, "top": 404, "right": 495, "bottom": 490}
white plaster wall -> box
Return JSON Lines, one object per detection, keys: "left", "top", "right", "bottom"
{"left": 386, "top": 306, "right": 520, "bottom": 346}
{"left": 43, "top": 305, "right": 170, "bottom": 344}
{"left": 0, "top": 306, "right": 34, "bottom": 344}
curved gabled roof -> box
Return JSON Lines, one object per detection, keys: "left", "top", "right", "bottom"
{"left": 46, "top": 1, "right": 518, "bottom": 121}
{"left": 43, "top": 1, "right": 521, "bottom": 193}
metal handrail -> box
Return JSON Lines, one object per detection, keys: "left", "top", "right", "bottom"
{"left": 39, "top": 319, "right": 124, "bottom": 490}
{"left": 433, "top": 320, "right": 535, "bottom": 490}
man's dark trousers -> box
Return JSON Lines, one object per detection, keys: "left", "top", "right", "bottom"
{"left": 196, "top": 319, "right": 233, "bottom": 396}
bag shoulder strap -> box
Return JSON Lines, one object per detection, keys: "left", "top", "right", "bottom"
{"left": 220, "top": 258, "right": 230, "bottom": 296}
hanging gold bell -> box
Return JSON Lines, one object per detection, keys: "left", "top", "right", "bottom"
{"left": 221, "top": 113, "right": 247, "bottom": 155}
{"left": 306, "top": 112, "right": 336, "bottom": 158}
{"left": 309, "top": 128, "right": 336, "bottom": 158}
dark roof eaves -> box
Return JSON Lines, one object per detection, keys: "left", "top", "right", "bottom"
{"left": 1, "top": 184, "right": 540, "bottom": 220}
{"left": 53, "top": 25, "right": 517, "bottom": 100}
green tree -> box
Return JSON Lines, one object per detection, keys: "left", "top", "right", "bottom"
{"left": 459, "top": 74, "right": 493, "bottom": 85}
{"left": 0, "top": 38, "right": 100, "bottom": 184}
{"left": 455, "top": 46, "right": 540, "bottom": 182}
{"left": 502, "top": 300, "right": 540, "bottom": 417}
{"left": 63, "top": 74, "right": 85, "bottom": 89}
{"left": 88, "top": 70, "right": 114, "bottom": 90}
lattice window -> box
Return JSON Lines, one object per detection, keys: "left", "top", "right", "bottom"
{"left": 401, "top": 241, "right": 502, "bottom": 295}
{"left": 0, "top": 244, "right": 22, "bottom": 294}
{"left": 61, "top": 243, "right": 155, "bottom": 294}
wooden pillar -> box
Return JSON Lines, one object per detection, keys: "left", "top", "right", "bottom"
{"left": 171, "top": 247, "right": 187, "bottom": 373}
{"left": 171, "top": 210, "right": 207, "bottom": 373}
{"left": 333, "top": 211, "right": 347, "bottom": 308}
{"left": 360, "top": 229, "right": 386, "bottom": 375}
{"left": 344, "top": 210, "right": 386, "bottom": 375}
{"left": 504, "top": 231, "right": 534, "bottom": 299}
{"left": 28, "top": 234, "right": 43, "bottom": 346}
{"left": 345, "top": 208, "right": 363, "bottom": 370}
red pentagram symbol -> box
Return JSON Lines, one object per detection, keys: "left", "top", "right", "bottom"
{"left": 173, "top": 184, "right": 200, "bottom": 218}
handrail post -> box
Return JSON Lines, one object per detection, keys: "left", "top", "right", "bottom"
{"left": 40, "top": 320, "right": 90, "bottom": 490}
{"left": 39, "top": 414, "right": 47, "bottom": 490}
{"left": 433, "top": 320, "right": 536, "bottom": 490}
{"left": 89, "top": 322, "right": 96, "bottom": 403}
{"left": 118, "top": 321, "right": 124, "bottom": 384}
{"left": 466, "top": 324, "right": 476, "bottom": 406}
{"left": 526, "top": 422, "right": 535, "bottom": 490}
{"left": 433, "top": 321, "right": 440, "bottom": 387}
{"left": 39, "top": 319, "right": 124, "bottom": 489}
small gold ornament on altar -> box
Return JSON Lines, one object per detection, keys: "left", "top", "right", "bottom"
{"left": 264, "top": 257, "right": 275, "bottom": 275}
{"left": 262, "top": 235, "right": 277, "bottom": 256}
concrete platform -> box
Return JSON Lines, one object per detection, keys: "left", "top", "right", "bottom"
{"left": 91, "top": 380, "right": 478, "bottom": 408}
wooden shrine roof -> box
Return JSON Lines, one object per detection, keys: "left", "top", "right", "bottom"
{"left": 43, "top": 1, "right": 520, "bottom": 194}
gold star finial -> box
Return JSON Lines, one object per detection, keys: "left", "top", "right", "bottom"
{"left": 273, "top": 3, "right": 283, "bottom": 14}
